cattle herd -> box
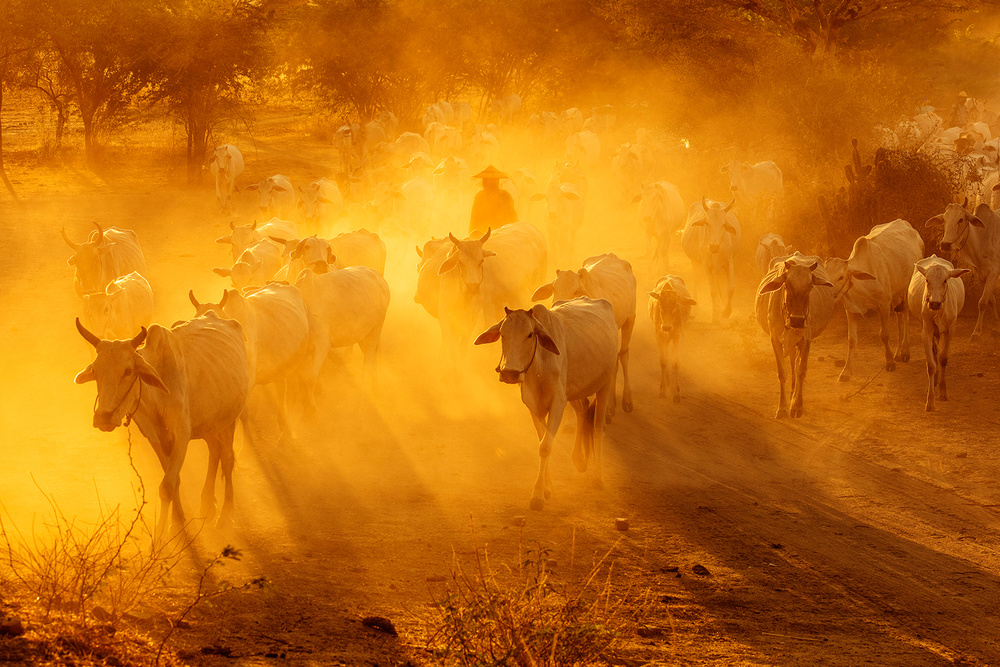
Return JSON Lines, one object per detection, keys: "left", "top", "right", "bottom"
{"left": 62, "top": 96, "right": 1000, "bottom": 538}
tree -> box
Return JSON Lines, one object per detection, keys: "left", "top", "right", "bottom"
{"left": 149, "top": 0, "right": 271, "bottom": 183}
{"left": 0, "top": 0, "right": 38, "bottom": 198}
{"left": 35, "top": 0, "right": 158, "bottom": 168}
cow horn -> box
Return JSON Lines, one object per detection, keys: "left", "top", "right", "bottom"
{"left": 130, "top": 326, "right": 147, "bottom": 348}
{"left": 220, "top": 290, "right": 229, "bottom": 307}
{"left": 480, "top": 227, "right": 491, "bottom": 243}
{"left": 725, "top": 199, "right": 735, "bottom": 212}
{"left": 448, "top": 232, "right": 460, "bottom": 245}
{"left": 93, "top": 222, "right": 105, "bottom": 245}
{"left": 415, "top": 245, "right": 423, "bottom": 258}
{"left": 75, "top": 317, "right": 101, "bottom": 347}
{"left": 701, "top": 196, "right": 709, "bottom": 212}
{"left": 189, "top": 290, "right": 199, "bottom": 307}
{"left": 229, "top": 220, "right": 236, "bottom": 230}
{"left": 61, "top": 227, "right": 80, "bottom": 250}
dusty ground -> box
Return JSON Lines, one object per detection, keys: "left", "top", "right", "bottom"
{"left": 0, "top": 109, "right": 998, "bottom": 666}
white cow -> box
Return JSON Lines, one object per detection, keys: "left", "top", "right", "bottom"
{"left": 474, "top": 298, "right": 618, "bottom": 510}
{"left": 415, "top": 237, "right": 452, "bottom": 320}
{"left": 722, "top": 160, "right": 783, "bottom": 203}
{"left": 436, "top": 223, "right": 548, "bottom": 350}
{"left": 908, "top": 255, "right": 970, "bottom": 412}
{"left": 755, "top": 233, "right": 792, "bottom": 275}
{"left": 213, "top": 238, "right": 283, "bottom": 289}
{"left": 491, "top": 94, "right": 522, "bottom": 125}
{"left": 470, "top": 130, "right": 501, "bottom": 171}
{"left": 926, "top": 201, "right": 1000, "bottom": 340}
{"left": 756, "top": 254, "right": 836, "bottom": 419}
{"left": 63, "top": 223, "right": 147, "bottom": 299}
{"left": 208, "top": 144, "right": 244, "bottom": 213}
{"left": 531, "top": 253, "right": 636, "bottom": 417}
{"left": 246, "top": 175, "right": 295, "bottom": 218}
{"left": 375, "top": 132, "right": 431, "bottom": 166}
{"left": 298, "top": 178, "right": 343, "bottom": 224}
{"left": 294, "top": 262, "right": 390, "bottom": 406}
{"left": 825, "top": 219, "right": 924, "bottom": 381}
{"left": 74, "top": 313, "right": 248, "bottom": 539}
{"left": 190, "top": 284, "right": 309, "bottom": 441}
{"left": 647, "top": 275, "right": 696, "bottom": 402}
{"left": 81, "top": 272, "right": 154, "bottom": 342}
{"left": 633, "top": 181, "right": 686, "bottom": 273}
{"left": 681, "top": 198, "right": 742, "bottom": 322}
{"left": 565, "top": 130, "right": 601, "bottom": 169}
{"left": 611, "top": 143, "right": 644, "bottom": 201}
{"left": 275, "top": 230, "right": 386, "bottom": 278}
{"left": 215, "top": 218, "right": 298, "bottom": 262}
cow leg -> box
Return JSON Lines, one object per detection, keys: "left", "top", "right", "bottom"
{"left": 707, "top": 260, "right": 721, "bottom": 323}
{"left": 592, "top": 383, "right": 611, "bottom": 489}
{"left": 304, "top": 328, "right": 330, "bottom": 414}
{"left": 722, "top": 258, "right": 734, "bottom": 319}
{"left": 972, "top": 268, "right": 999, "bottom": 340}
{"left": 531, "top": 398, "right": 566, "bottom": 511}
{"left": 839, "top": 311, "right": 858, "bottom": 382}
{"left": 216, "top": 423, "right": 237, "bottom": 528}
{"left": 272, "top": 379, "right": 295, "bottom": 442}
{"left": 923, "top": 322, "right": 937, "bottom": 411}
{"left": 791, "top": 339, "right": 809, "bottom": 418}
{"left": 657, "top": 333, "right": 668, "bottom": 398}
{"left": 619, "top": 316, "right": 635, "bottom": 413}
{"left": 360, "top": 323, "right": 384, "bottom": 393}
{"left": 238, "top": 406, "right": 254, "bottom": 447}
{"left": 878, "top": 305, "right": 895, "bottom": 371}
{"left": 570, "top": 399, "right": 590, "bottom": 472}
{"left": 894, "top": 301, "right": 910, "bottom": 362}
{"left": 771, "top": 334, "right": 789, "bottom": 418}
{"left": 938, "top": 323, "right": 954, "bottom": 403}
{"left": 157, "top": 432, "right": 190, "bottom": 540}
{"left": 671, "top": 334, "right": 682, "bottom": 403}
{"left": 201, "top": 438, "right": 221, "bottom": 522}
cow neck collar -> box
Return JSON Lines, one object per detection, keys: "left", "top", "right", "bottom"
{"left": 496, "top": 335, "right": 540, "bottom": 377}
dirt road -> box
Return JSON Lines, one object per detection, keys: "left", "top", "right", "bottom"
{"left": 1, "top": 132, "right": 998, "bottom": 666}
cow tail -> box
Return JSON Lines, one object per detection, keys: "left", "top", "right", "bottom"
{"left": 583, "top": 398, "right": 597, "bottom": 462}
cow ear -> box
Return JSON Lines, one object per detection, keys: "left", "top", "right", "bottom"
{"left": 916, "top": 264, "right": 929, "bottom": 277}
{"left": 272, "top": 185, "right": 288, "bottom": 192}
{"left": 759, "top": 275, "right": 786, "bottom": 294}
{"left": 535, "top": 325, "right": 560, "bottom": 355}
{"left": 213, "top": 267, "right": 232, "bottom": 278}
{"left": 562, "top": 190, "right": 581, "bottom": 201}
{"left": 949, "top": 268, "right": 971, "bottom": 279}
{"left": 474, "top": 321, "right": 502, "bottom": 345}
{"left": 679, "top": 296, "right": 698, "bottom": 306}
{"left": 67, "top": 255, "right": 77, "bottom": 266}
{"left": 483, "top": 250, "right": 497, "bottom": 258}
{"left": 850, "top": 271, "right": 876, "bottom": 281}
{"left": 438, "top": 253, "right": 459, "bottom": 275}
{"left": 136, "top": 357, "right": 169, "bottom": 393}
{"left": 74, "top": 364, "right": 96, "bottom": 384}
{"left": 631, "top": 193, "right": 642, "bottom": 204}
{"left": 318, "top": 196, "right": 334, "bottom": 204}
{"left": 245, "top": 183, "right": 259, "bottom": 191}
{"left": 532, "top": 284, "right": 554, "bottom": 301}
{"left": 719, "top": 165, "right": 729, "bottom": 173}
{"left": 812, "top": 275, "right": 834, "bottom": 287}
{"left": 327, "top": 249, "right": 337, "bottom": 265}
{"left": 969, "top": 214, "right": 986, "bottom": 228}
{"left": 215, "top": 235, "right": 232, "bottom": 244}
{"left": 925, "top": 214, "right": 944, "bottom": 227}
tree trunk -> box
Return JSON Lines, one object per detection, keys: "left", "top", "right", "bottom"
{"left": 187, "top": 112, "right": 208, "bottom": 185}
{"left": 0, "top": 85, "right": 19, "bottom": 200}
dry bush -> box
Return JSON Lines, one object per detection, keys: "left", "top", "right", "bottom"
{"left": 424, "top": 529, "right": 649, "bottom": 667}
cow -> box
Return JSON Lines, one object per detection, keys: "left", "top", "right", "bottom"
{"left": 81, "top": 272, "right": 154, "bottom": 342}
{"left": 470, "top": 130, "right": 501, "bottom": 171}
{"left": 213, "top": 238, "right": 283, "bottom": 289}
{"left": 74, "top": 313, "right": 249, "bottom": 539}
{"left": 375, "top": 132, "right": 431, "bottom": 166}
{"left": 681, "top": 198, "right": 742, "bottom": 322}
{"left": 298, "top": 178, "right": 343, "bottom": 224}
{"left": 561, "top": 107, "right": 584, "bottom": 135}
{"left": 245, "top": 175, "right": 295, "bottom": 218}
{"left": 756, "top": 233, "right": 792, "bottom": 275}
{"left": 422, "top": 102, "right": 453, "bottom": 129}
{"left": 647, "top": 275, "right": 696, "bottom": 402}
{"left": 632, "top": 181, "right": 686, "bottom": 273}
{"left": 721, "top": 160, "right": 783, "bottom": 203}
{"left": 907, "top": 255, "right": 970, "bottom": 412}
{"left": 756, "top": 255, "right": 836, "bottom": 418}
{"left": 825, "top": 219, "right": 924, "bottom": 381}
{"left": 565, "top": 130, "right": 601, "bottom": 169}
{"left": 474, "top": 298, "right": 618, "bottom": 510}
{"left": 491, "top": 94, "right": 522, "bottom": 125}
{"left": 190, "top": 284, "right": 309, "bottom": 441}
{"left": 436, "top": 223, "right": 548, "bottom": 352}
{"left": 424, "top": 122, "right": 462, "bottom": 157}
{"left": 452, "top": 101, "right": 473, "bottom": 132}
{"left": 611, "top": 143, "right": 643, "bottom": 201}
{"left": 271, "top": 230, "right": 386, "bottom": 279}
{"left": 507, "top": 168, "right": 538, "bottom": 219}
{"left": 208, "top": 144, "right": 244, "bottom": 213}
{"left": 531, "top": 253, "right": 636, "bottom": 418}
{"left": 925, "top": 200, "right": 1000, "bottom": 340}
{"left": 215, "top": 218, "right": 298, "bottom": 262}
{"left": 294, "top": 260, "right": 390, "bottom": 406}
{"left": 415, "top": 237, "right": 451, "bottom": 320}
{"left": 63, "top": 223, "right": 148, "bottom": 299}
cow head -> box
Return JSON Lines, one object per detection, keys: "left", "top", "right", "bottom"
{"left": 474, "top": 306, "right": 560, "bottom": 384}
{"left": 648, "top": 281, "right": 696, "bottom": 335}
{"left": 63, "top": 223, "right": 112, "bottom": 296}
{"left": 635, "top": 182, "right": 664, "bottom": 223}
{"left": 216, "top": 220, "right": 259, "bottom": 261}
{"left": 925, "top": 200, "right": 985, "bottom": 252}
{"left": 720, "top": 160, "right": 744, "bottom": 192}
{"left": 245, "top": 176, "right": 290, "bottom": 213}
{"left": 759, "top": 259, "right": 833, "bottom": 329}
{"left": 531, "top": 268, "right": 591, "bottom": 303}
{"left": 75, "top": 319, "right": 167, "bottom": 431}
{"left": 917, "top": 258, "right": 970, "bottom": 311}
{"left": 823, "top": 257, "right": 876, "bottom": 302}
{"left": 694, "top": 198, "right": 737, "bottom": 253}
{"left": 437, "top": 229, "right": 495, "bottom": 293}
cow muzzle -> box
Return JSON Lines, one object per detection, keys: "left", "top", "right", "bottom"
{"left": 787, "top": 316, "right": 807, "bottom": 329}
{"left": 498, "top": 369, "right": 522, "bottom": 384}
{"left": 93, "top": 410, "right": 121, "bottom": 432}
{"left": 940, "top": 241, "right": 952, "bottom": 251}
{"left": 708, "top": 244, "right": 721, "bottom": 254}
{"left": 929, "top": 301, "right": 942, "bottom": 311}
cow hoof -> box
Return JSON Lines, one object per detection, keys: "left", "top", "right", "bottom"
{"left": 775, "top": 408, "right": 789, "bottom": 419}
{"left": 722, "top": 305, "right": 732, "bottom": 319}
{"left": 972, "top": 331, "right": 982, "bottom": 342}
{"left": 659, "top": 390, "right": 667, "bottom": 399}
{"left": 622, "top": 399, "right": 633, "bottom": 413}
{"left": 673, "top": 394, "right": 681, "bottom": 404}
{"left": 529, "top": 497, "right": 545, "bottom": 511}
{"left": 886, "top": 360, "right": 896, "bottom": 372}
{"left": 790, "top": 406, "right": 803, "bottom": 418}
{"left": 838, "top": 371, "right": 851, "bottom": 382}
{"left": 896, "top": 352, "right": 910, "bottom": 363}
{"left": 939, "top": 394, "right": 948, "bottom": 402}
{"left": 925, "top": 403, "right": 935, "bottom": 412}
{"left": 200, "top": 503, "right": 217, "bottom": 523}
{"left": 216, "top": 512, "right": 233, "bottom": 530}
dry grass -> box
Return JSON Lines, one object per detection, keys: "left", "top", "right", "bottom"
{"left": 423, "top": 525, "right": 650, "bottom": 667}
